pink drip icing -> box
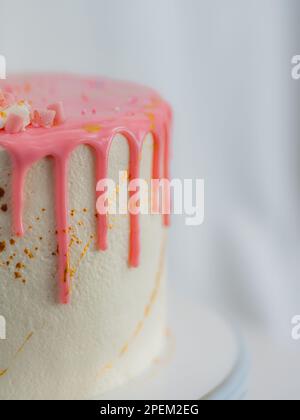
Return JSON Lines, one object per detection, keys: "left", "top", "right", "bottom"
{"left": 0, "top": 74, "right": 172, "bottom": 304}
{"left": 94, "top": 146, "right": 109, "bottom": 252}
{"left": 54, "top": 156, "right": 70, "bottom": 304}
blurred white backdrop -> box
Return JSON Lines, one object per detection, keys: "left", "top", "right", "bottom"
{"left": 1, "top": 0, "right": 300, "bottom": 399}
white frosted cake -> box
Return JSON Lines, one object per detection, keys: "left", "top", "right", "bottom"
{"left": 0, "top": 74, "right": 172, "bottom": 400}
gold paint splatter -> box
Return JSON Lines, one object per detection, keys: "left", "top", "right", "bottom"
{"left": 0, "top": 369, "right": 8, "bottom": 378}
{"left": 0, "top": 332, "right": 34, "bottom": 378}
{"left": 119, "top": 344, "right": 129, "bottom": 357}
{"left": 83, "top": 124, "right": 102, "bottom": 134}
{"left": 0, "top": 241, "right": 6, "bottom": 253}
{"left": 134, "top": 321, "right": 144, "bottom": 338}
{"left": 97, "top": 233, "right": 167, "bottom": 379}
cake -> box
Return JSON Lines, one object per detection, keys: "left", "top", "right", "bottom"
{"left": 0, "top": 74, "right": 172, "bottom": 400}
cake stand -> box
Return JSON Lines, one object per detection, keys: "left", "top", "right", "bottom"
{"left": 100, "top": 294, "right": 249, "bottom": 401}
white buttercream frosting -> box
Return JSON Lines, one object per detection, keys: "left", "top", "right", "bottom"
{"left": 0, "top": 135, "right": 166, "bottom": 400}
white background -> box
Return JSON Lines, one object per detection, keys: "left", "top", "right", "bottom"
{"left": 1, "top": 0, "right": 300, "bottom": 399}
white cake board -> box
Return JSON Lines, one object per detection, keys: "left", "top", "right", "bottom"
{"left": 100, "top": 294, "right": 249, "bottom": 401}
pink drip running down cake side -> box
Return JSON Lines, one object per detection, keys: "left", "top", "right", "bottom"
{"left": 0, "top": 74, "right": 172, "bottom": 304}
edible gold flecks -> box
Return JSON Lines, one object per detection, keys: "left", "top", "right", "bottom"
{"left": 16, "top": 262, "right": 26, "bottom": 270}
{"left": 24, "top": 248, "right": 34, "bottom": 259}
{"left": 145, "top": 112, "right": 156, "bottom": 130}
{"left": 83, "top": 124, "right": 102, "bottom": 134}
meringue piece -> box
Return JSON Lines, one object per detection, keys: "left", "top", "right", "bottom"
{"left": 0, "top": 91, "right": 15, "bottom": 110}
{"left": 32, "top": 109, "right": 56, "bottom": 128}
{"left": 4, "top": 102, "right": 32, "bottom": 130}
{"left": 47, "top": 102, "right": 66, "bottom": 125}
{"left": 5, "top": 113, "right": 24, "bottom": 134}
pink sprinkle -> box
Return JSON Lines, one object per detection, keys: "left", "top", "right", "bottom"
{"left": 32, "top": 109, "right": 56, "bottom": 128}
{"left": 81, "top": 94, "right": 89, "bottom": 103}
{"left": 92, "top": 108, "right": 97, "bottom": 114}
{"left": 47, "top": 102, "right": 66, "bottom": 125}
{"left": 128, "top": 96, "right": 138, "bottom": 105}
{"left": 5, "top": 114, "right": 24, "bottom": 134}
{"left": 4, "top": 86, "right": 13, "bottom": 94}
{"left": 88, "top": 80, "right": 98, "bottom": 89}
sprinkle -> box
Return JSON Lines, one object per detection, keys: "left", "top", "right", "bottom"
{"left": 5, "top": 114, "right": 24, "bottom": 134}
{"left": 145, "top": 112, "right": 156, "bottom": 130}
{"left": 83, "top": 124, "right": 102, "bottom": 134}
{"left": 23, "top": 83, "right": 32, "bottom": 93}
{"left": 24, "top": 248, "right": 34, "bottom": 259}
{"left": 81, "top": 94, "right": 89, "bottom": 103}
{"left": 16, "top": 262, "right": 25, "bottom": 270}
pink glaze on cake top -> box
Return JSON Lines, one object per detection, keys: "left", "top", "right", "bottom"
{"left": 0, "top": 74, "right": 172, "bottom": 304}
